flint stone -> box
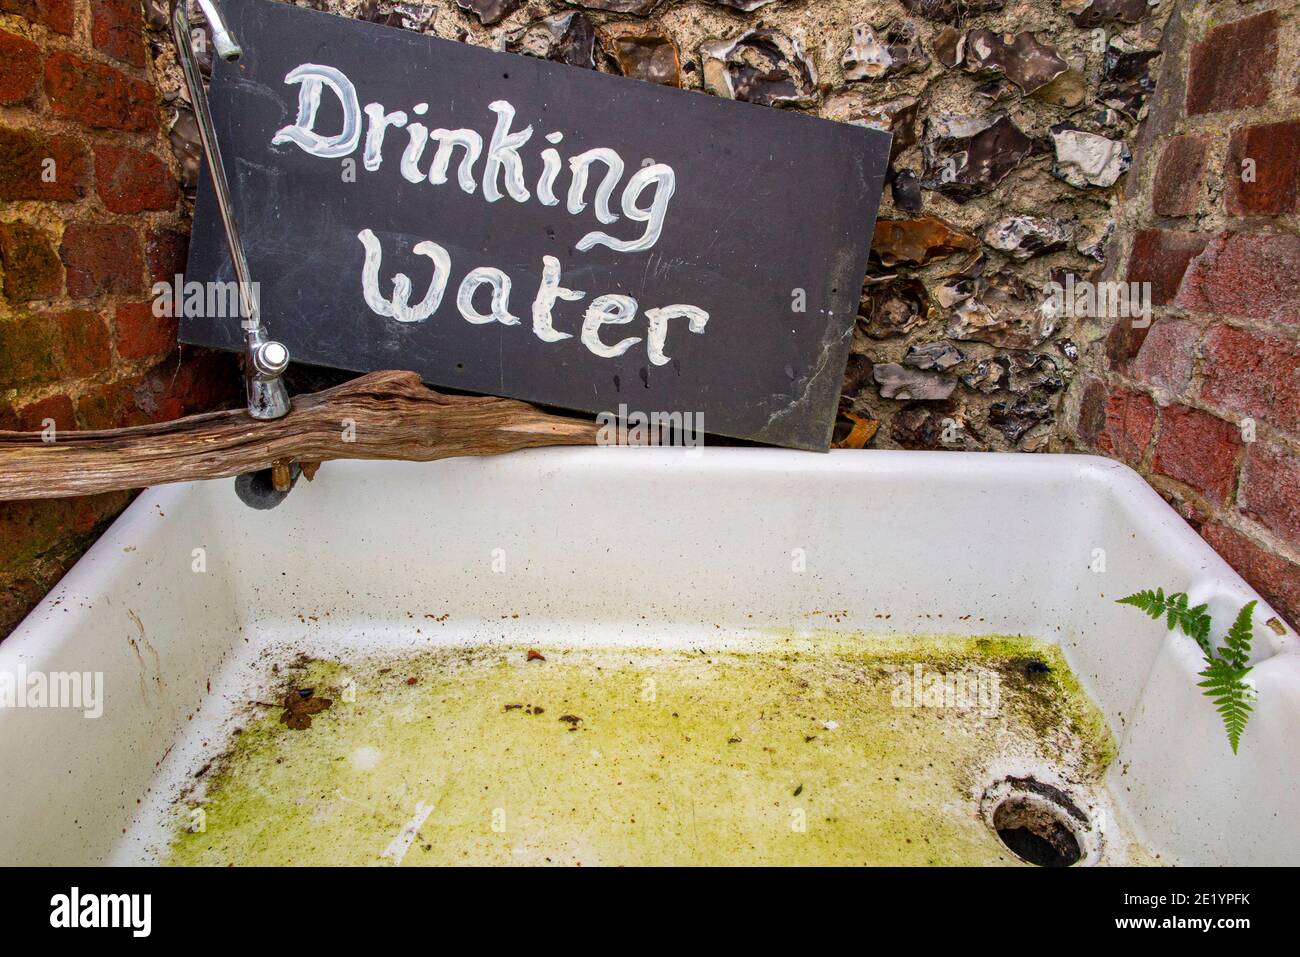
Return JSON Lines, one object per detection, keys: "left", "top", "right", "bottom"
{"left": 858, "top": 276, "right": 932, "bottom": 339}
{"left": 823, "top": 93, "right": 919, "bottom": 161}
{"left": 700, "top": 28, "right": 818, "bottom": 107}
{"left": 874, "top": 363, "right": 957, "bottom": 400}
{"left": 1030, "top": 69, "right": 1087, "bottom": 108}
{"left": 932, "top": 252, "right": 986, "bottom": 308}
{"left": 1064, "top": 0, "right": 1155, "bottom": 28}
{"left": 921, "top": 112, "right": 1037, "bottom": 202}
{"left": 1075, "top": 217, "right": 1114, "bottom": 261}
{"left": 905, "top": 341, "right": 964, "bottom": 371}
{"left": 1100, "top": 39, "right": 1161, "bottom": 117}
{"left": 843, "top": 20, "right": 929, "bottom": 80}
{"left": 872, "top": 217, "right": 979, "bottom": 267}
{"left": 598, "top": 23, "right": 681, "bottom": 86}
{"left": 892, "top": 403, "right": 983, "bottom": 451}
{"left": 962, "top": 29, "right": 1068, "bottom": 94}
{"left": 960, "top": 357, "right": 1007, "bottom": 393}
{"left": 982, "top": 215, "right": 1076, "bottom": 259}
{"left": 1006, "top": 351, "right": 1063, "bottom": 393}
{"left": 989, "top": 397, "right": 1054, "bottom": 443}
{"left": 510, "top": 13, "right": 597, "bottom": 68}
{"left": 456, "top": 0, "right": 523, "bottom": 26}
{"left": 945, "top": 273, "right": 1059, "bottom": 349}
{"left": 1050, "top": 124, "right": 1131, "bottom": 188}
{"left": 709, "top": 0, "right": 779, "bottom": 9}
{"left": 891, "top": 169, "right": 923, "bottom": 214}
{"left": 934, "top": 26, "right": 964, "bottom": 67}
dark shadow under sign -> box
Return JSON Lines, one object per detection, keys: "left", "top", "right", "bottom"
{"left": 182, "top": 0, "right": 890, "bottom": 450}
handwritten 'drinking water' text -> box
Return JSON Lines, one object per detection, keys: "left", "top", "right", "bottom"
{"left": 271, "top": 63, "right": 710, "bottom": 365}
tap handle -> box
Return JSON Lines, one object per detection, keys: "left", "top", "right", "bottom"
{"left": 252, "top": 339, "right": 290, "bottom": 378}
{"left": 195, "top": 0, "right": 242, "bottom": 61}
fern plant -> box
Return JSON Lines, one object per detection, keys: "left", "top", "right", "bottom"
{"left": 1117, "top": 589, "right": 1257, "bottom": 753}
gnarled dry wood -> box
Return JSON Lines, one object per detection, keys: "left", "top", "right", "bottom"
{"left": 0, "top": 371, "right": 599, "bottom": 501}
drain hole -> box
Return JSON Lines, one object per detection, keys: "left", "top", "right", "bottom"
{"left": 993, "top": 796, "right": 1082, "bottom": 867}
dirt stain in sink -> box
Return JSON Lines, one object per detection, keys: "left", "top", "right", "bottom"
{"left": 167, "top": 634, "right": 1135, "bottom": 866}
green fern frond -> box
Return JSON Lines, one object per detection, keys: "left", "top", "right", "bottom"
{"left": 1219, "top": 600, "right": 1256, "bottom": 671}
{"left": 1119, "top": 589, "right": 1258, "bottom": 752}
{"left": 1116, "top": 588, "right": 1213, "bottom": 657}
{"left": 1196, "top": 657, "right": 1254, "bottom": 754}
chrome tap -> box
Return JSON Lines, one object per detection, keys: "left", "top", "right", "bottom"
{"left": 171, "top": 0, "right": 291, "bottom": 420}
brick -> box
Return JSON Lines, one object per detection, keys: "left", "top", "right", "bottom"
{"left": 115, "top": 300, "right": 176, "bottom": 359}
{"left": 1151, "top": 134, "right": 1209, "bottom": 218}
{"left": 75, "top": 375, "right": 151, "bottom": 429}
{"left": 93, "top": 0, "right": 146, "bottom": 67}
{"left": 0, "top": 30, "right": 41, "bottom": 105}
{"left": 16, "top": 393, "right": 73, "bottom": 431}
{"left": 43, "top": 52, "right": 156, "bottom": 133}
{"left": 1128, "top": 0, "right": 1189, "bottom": 144}
{"left": 60, "top": 223, "right": 143, "bottom": 299}
{"left": 0, "top": 498, "right": 74, "bottom": 567}
{"left": 76, "top": 352, "right": 238, "bottom": 428}
{"left": 0, "top": 0, "right": 74, "bottom": 35}
{"left": 42, "top": 0, "right": 73, "bottom": 34}
{"left": 95, "top": 145, "right": 179, "bottom": 213}
{"left": 0, "top": 221, "right": 63, "bottom": 302}
{"left": 0, "top": 309, "right": 110, "bottom": 383}
{"left": 1175, "top": 232, "right": 1300, "bottom": 319}
{"left": 1104, "top": 317, "right": 1146, "bottom": 368}
{"left": 1225, "top": 121, "right": 1300, "bottom": 216}
{"left": 1240, "top": 441, "right": 1300, "bottom": 544}
{"left": 146, "top": 228, "right": 188, "bottom": 285}
{"left": 1076, "top": 376, "right": 1108, "bottom": 446}
{"left": 0, "top": 493, "right": 128, "bottom": 573}
{"left": 0, "top": 571, "right": 55, "bottom": 639}
{"left": 1126, "top": 228, "right": 1207, "bottom": 306}
{"left": 0, "top": 310, "right": 107, "bottom": 388}
{"left": 1095, "top": 386, "right": 1155, "bottom": 466}
{"left": 1200, "top": 325, "right": 1300, "bottom": 433}
{"left": 1186, "top": 11, "right": 1279, "bottom": 115}
{"left": 0, "top": 126, "right": 91, "bottom": 202}
{"left": 47, "top": 308, "right": 111, "bottom": 376}
{"left": 1129, "top": 318, "right": 1200, "bottom": 397}
{"left": 1152, "top": 404, "right": 1243, "bottom": 505}
{"left": 1202, "top": 523, "right": 1300, "bottom": 629}
{"left": 0, "top": 315, "right": 60, "bottom": 388}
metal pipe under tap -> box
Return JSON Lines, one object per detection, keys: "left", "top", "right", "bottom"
{"left": 171, "top": 0, "right": 291, "bottom": 420}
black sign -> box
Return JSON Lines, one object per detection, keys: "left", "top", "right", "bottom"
{"left": 181, "top": 0, "right": 889, "bottom": 449}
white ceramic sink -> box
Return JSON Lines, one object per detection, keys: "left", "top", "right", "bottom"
{"left": 1, "top": 450, "right": 1296, "bottom": 865}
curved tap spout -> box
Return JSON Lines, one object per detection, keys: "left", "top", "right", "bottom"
{"left": 171, "top": 1, "right": 291, "bottom": 421}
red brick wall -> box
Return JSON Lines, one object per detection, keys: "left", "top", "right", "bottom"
{"left": 0, "top": 0, "right": 237, "bottom": 635}
{"left": 1069, "top": 1, "right": 1300, "bottom": 627}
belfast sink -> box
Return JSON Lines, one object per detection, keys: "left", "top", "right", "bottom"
{"left": 1, "top": 450, "right": 1295, "bottom": 866}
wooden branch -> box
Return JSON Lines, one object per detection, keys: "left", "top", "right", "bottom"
{"left": 0, "top": 371, "right": 600, "bottom": 501}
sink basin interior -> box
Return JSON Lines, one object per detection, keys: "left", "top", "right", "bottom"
{"left": 152, "top": 633, "right": 1146, "bottom": 867}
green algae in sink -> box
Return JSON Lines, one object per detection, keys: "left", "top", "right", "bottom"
{"left": 168, "top": 635, "right": 1128, "bottom": 866}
